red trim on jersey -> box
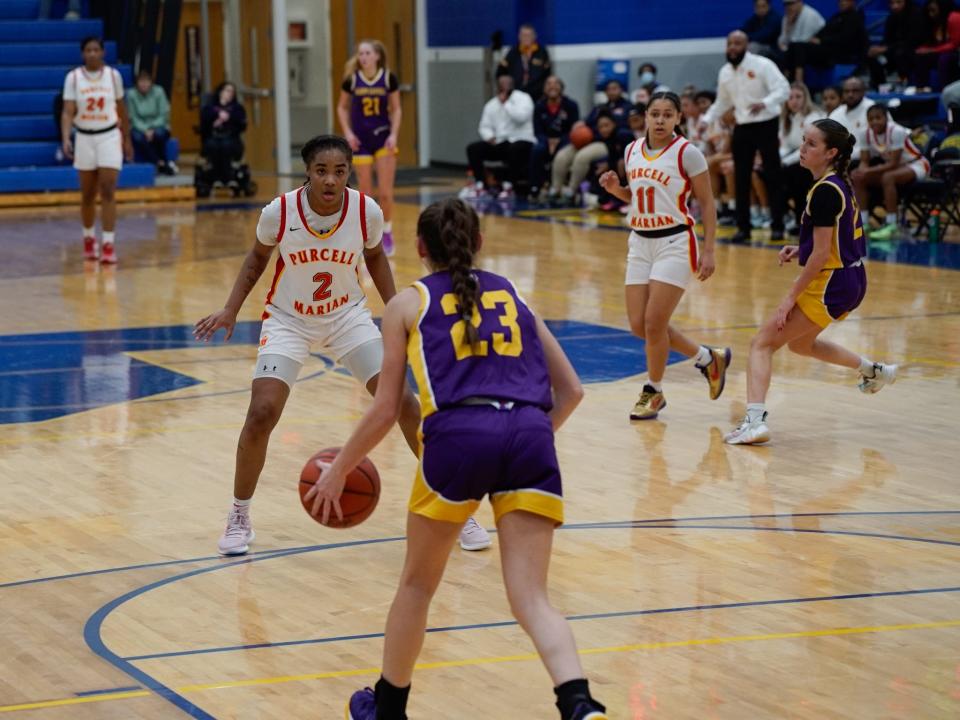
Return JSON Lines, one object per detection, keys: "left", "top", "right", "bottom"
{"left": 624, "top": 140, "right": 637, "bottom": 163}
{"left": 262, "top": 254, "right": 286, "bottom": 318}
{"left": 676, "top": 141, "right": 694, "bottom": 225}
{"left": 297, "top": 187, "right": 350, "bottom": 240}
{"left": 359, "top": 192, "right": 368, "bottom": 246}
{"left": 686, "top": 226, "right": 699, "bottom": 274}
{"left": 276, "top": 193, "right": 287, "bottom": 244}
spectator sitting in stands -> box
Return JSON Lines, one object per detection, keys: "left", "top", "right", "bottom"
{"left": 529, "top": 75, "right": 579, "bottom": 199}
{"left": 821, "top": 84, "right": 842, "bottom": 114}
{"left": 587, "top": 109, "right": 633, "bottom": 210}
{"left": 681, "top": 91, "right": 708, "bottom": 152}
{"left": 828, "top": 76, "right": 875, "bottom": 156}
{"left": 785, "top": 0, "right": 869, "bottom": 83}
{"left": 695, "top": 90, "right": 716, "bottom": 115}
{"left": 742, "top": 0, "right": 783, "bottom": 57}
{"left": 628, "top": 102, "right": 646, "bottom": 138}
{"left": 547, "top": 81, "right": 631, "bottom": 205}
{"left": 914, "top": 0, "right": 960, "bottom": 90}
{"left": 127, "top": 70, "right": 176, "bottom": 175}
{"left": 633, "top": 85, "right": 652, "bottom": 105}
{"left": 868, "top": 0, "right": 926, "bottom": 88}
{"left": 462, "top": 75, "right": 535, "bottom": 200}
{"left": 704, "top": 108, "right": 737, "bottom": 224}
{"left": 496, "top": 24, "right": 552, "bottom": 101}
{"left": 778, "top": 0, "right": 826, "bottom": 64}
{"left": 637, "top": 63, "right": 658, "bottom": 93}
{"left": 852, "top": 104, "right": 930, "bottom": 239}
{"left": 780, "top": 82, "right": 824, "bottom": 231}
{"left": 200, "top": 81, "right": 247, "bottom": 185}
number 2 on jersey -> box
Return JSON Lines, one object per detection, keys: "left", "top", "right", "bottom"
{"left": 440, "top": 290, "right": 523, "bottom": 360}
{"left": 635, "top": 186, "right": 656, "bottom": 215}
{"left": 313, "top": 272, "right": 332, "bottom": 301}
{"left": 85, "top": 96, "right": 105, "bottom": 112}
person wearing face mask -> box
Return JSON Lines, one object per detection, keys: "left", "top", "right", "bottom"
{"left": 637, "top": 62, "right": 657, "bottom": 90}
{"left": 701, "top": 30, "right": 791, "bottom": 243}
{"left": 496, "top": 24, "right": 552, "bottom": 101}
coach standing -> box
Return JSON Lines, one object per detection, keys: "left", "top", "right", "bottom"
{"left": 702, "top": 30, "right": 790, "bottom": 243}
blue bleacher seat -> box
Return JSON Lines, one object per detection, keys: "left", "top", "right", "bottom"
{"left": 0, "top": 164, "right": 156, "bottom": 193}
{"left": 0, "top": 1, "right": 41, "bottom": 20}
{"left": 0, "top": 90, "right": 59, "bottom": 115}
{"left": 0, "top": 19, "right": 101, "bottom": 42}
{"left": 0, "top": 14, "right": 190, "bottom": 195}
{"left": 0, "top": 64, "right": 133, "bottom": 90}
{"left": 0, "top": 115, "right": 57, "bottom": 141}
{"left": 0, "top": 41, "right": 116, "bottom": 66}
{"left": 0, "top": 141, "right": 60, "bottom": 166}
{"left": 804, "top": 64, "right": 858, "bottom": 93}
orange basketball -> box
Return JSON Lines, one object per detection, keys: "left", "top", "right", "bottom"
{"left": 299, "top": 447, "right": 380, "bottom": 528}
{"left": 569, "top": 123, "right": 594, "bottom": 149}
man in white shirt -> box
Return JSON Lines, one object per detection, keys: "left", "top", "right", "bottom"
{"left": 702, "top": 31, "right": 791, "bottom": 242}
{"left": 464, "top": 76, "right": 535, "bottom": 197}
{"left": 829, "top": 77, "right": 875, "bottom": 158}
{"left": 778, "top": 0, "right": 826, "bottom": 53}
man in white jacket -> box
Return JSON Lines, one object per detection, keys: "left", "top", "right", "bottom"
{"left": 464, "top": 76, "right": 535, "bottom": 198}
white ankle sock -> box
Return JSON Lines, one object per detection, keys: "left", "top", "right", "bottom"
{"left": 83, "top": 225, "right": 95, "bottom": 238}
{"left": 884, "top": 214, "right": 896, "bottom": 226}
{"left": 232, "top": 497, "right": 251, "bottom": 514}
{"left": 646, "top": 380, "right": 663, "bottom": 392}
{"left": 383, "top": 221, "right": 393, "bottom": 233}
{"left": 693, "top": 345, "right": 713, "bottom": 368}
{"left": 860, "top": 210, "right": 870, "bottom": 226}
{"left": 859, "top": 356, "right": 877, "bottom": 377}
{"left": 746, "top": 403, "right": 766, "bottom": 423}
{"left": 102, "top": 231, "right": 115, "bottom": 246}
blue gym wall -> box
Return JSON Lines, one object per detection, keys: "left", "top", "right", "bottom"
{"left": 426, "top": 0, "right": 840, "bottom": 46}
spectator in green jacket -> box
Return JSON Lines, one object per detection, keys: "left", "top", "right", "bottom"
{"left": 126, "top": 70, "right": 176, "bottom": 174}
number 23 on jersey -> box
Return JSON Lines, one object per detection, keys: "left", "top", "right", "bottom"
{"left": 441, "top": 290, "right": 523, "bottom": 360}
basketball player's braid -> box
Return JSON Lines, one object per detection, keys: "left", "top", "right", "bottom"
{"left": 440, "top": 202, "right": 481, "bottom": 348}
{"left": 833, "top": 134, "right": 856, "bottom": 190}
{"left": 813, "top": 118, "right": 856, "bottom": 187}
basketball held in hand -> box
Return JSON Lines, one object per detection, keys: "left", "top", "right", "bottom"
{"left": 299, "top": 447, "right": 380, "bottom": 528}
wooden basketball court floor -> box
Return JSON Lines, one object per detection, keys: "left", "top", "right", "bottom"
{"left": 1, "top": 180, "right": 959, "bottom": 719}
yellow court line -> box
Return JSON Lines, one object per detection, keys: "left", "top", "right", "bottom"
{"left": 2, "top": 618, "right": 958, "bottom": 714}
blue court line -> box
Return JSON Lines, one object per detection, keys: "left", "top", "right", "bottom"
{"left": 75, "top": 685, "right": 142, "bottom": 697}
{"left": 83, "top": 538, "right": 402, "bottom": 720}
{"left": 85, "top": 521, "right": 960, "bottom": 718}
{"left": 4, "top": 510, "right": 958, "bottom": 590}
{"left": 121, "top": 584, "right": 960, "bottom": 662}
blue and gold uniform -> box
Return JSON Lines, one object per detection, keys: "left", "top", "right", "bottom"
{"left": 795, "top": 172, "right": 868, "bottom": 328}
{"left": 406, "top": 269, "right": 564, "bottom": 525}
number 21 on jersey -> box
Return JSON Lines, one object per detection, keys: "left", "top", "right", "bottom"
{"left": 441, "top": 290, "right": 523, "bottom": 360}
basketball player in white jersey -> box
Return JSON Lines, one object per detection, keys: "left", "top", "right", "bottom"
{"left": 60, "top": 36, "right": 133, "bottom": 264}
{"left": 599, "top": 91, "right": 731, "bottom": 420}
{"left": 852, "top": 104, "right": 930, "bottom": 241}
{"left": 194, "top": 135, "right": 492, "bottom": 555}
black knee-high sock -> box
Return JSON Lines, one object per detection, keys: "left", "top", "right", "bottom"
{"left": 554, "top": 678, "right": 604, "bottom": 719}
{"left": 374, "top": 676, "right": 410, "bottom": 720}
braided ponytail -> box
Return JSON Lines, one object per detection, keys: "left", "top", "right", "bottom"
{"left": 416, "top": 198, "right": 482, "bottom": 349}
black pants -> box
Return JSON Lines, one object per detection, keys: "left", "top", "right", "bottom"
{"left": 732, "top": 117, "right": 784, "bottom": 233}
{"left": 528, "top": 138, "right": 562, "bottom": 191}
{"left": 782, "top": 162, "right": 813, "bottom": 225}
{"left": 868, "top": 46, "right": 915, "bottom": 87}
{"left": 203, "top": 134, "right": 244, "bottom": 184}
{"left": 466, "top": 140, "right": 533, "bottom": 190}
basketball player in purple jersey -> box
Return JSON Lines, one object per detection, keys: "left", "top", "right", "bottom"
{"left": 726, "top": 119, "right": 897, "bottom": 445}
{"left": 306, "top": 199, "right": 608, "bottom": 720}
{"left": 338, "top": 40, "right": 401, "bottom": 256}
